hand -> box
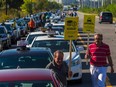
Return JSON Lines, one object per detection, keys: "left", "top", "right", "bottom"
{"left": 84, "top": 54, "right": 88, "bottom": 59}
{"left": 68, "top": 71, "right": 73, "bottom": 78}
{"left": 111, "top": 67, "right": 114, "bottom": 73}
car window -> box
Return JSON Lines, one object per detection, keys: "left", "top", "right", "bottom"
{"left": 0, "top": 81, "right": 54, "bottom": 87}
{"left": 27, "top": 34, "right": 47, "bottom": 44}
{"left": 103, "top": 13, "right": 112, "bottom": 17}
{"left": 32, "top": 40, "right": 75, "bottom": 53}
{"left": 0, "top": 27, "right": 6, "bottom": 34}
{"left": 0, "top": 52, "right": 52, "bottom": 69}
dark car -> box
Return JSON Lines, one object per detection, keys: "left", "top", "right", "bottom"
{"left": 0, "top": 68, "right": 63, "bottom": 87}
{"left": 1, "top": 23, "right": 16, "bottom": 44}
{"left": 0, "top": 25, "right": 11, "bottom": 50}
{"left": 99, "top": 12, "right": 113, "bottom": 24}
{"left": 0, "top": 47, "right": 53, "bottom": 69}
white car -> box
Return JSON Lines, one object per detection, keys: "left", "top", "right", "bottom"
{"left": 26, "top": 31, "right": 48, "bottom": 47}
{"left": 29, "top": 35, "right": 84, "bottom": 82}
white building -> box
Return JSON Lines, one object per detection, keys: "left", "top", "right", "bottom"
{"left": 49, "top": 0, "right": 78, "bottom": 5}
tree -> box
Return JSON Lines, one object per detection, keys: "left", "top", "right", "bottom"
{"left": 8, "top": 0, "right": 24, "bottom": 10}
{"left": 34, "top": 0, "right": 48, "bottom": 12}
{"left": 20, "top": 0, "right": 32, "bottom": 15}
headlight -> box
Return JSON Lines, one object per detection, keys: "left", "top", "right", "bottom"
{"left": 71, "top": 56, "right": 81, "bottom": 66}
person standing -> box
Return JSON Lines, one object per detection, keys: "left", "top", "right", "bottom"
{"left": 46, "top": 50, "right": 72, "bottom": 87}
{"left": 28, "top": 18, "right": 36, "bottom": 32}
{"left": 85, "top": 33, "right": 114, "bottom": 87}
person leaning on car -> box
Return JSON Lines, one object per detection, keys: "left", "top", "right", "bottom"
{"left": 46, "top": 50, "right": 72, "bottom": 87}
{"left": 85, "top": 33, "right": 114, "bottom": 87}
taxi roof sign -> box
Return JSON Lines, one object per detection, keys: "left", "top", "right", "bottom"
{"left": 17, "top": 40, "right": 28, "bottom": 47}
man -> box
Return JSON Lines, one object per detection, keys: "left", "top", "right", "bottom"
{"left": 85, "top": 33, "right": 114, "bottom": 87}
{"left": 46, "top": 50, "right": 72, "bottom": 87}
{"left": 28, "top": 18, "right": 35, "bottom": 32}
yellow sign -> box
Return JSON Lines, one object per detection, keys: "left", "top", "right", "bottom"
{"left": 83, "top": 15, "right": 95, "bottom": 33}
{"left": 64, "top": 17, "right": 78, "bottom": 40}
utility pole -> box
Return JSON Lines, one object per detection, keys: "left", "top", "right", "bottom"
{"left": 101, "top": 0, "right": 104, "bottom": 7}
{"left": 5, "top": 0, "right": 8, "bottom": 15}
{"left": 111, "top": 0, "right": 112, "bottom": 4}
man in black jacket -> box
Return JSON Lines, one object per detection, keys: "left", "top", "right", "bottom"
{"left": 46, "top": 50, "right": 72, "bottom": 87}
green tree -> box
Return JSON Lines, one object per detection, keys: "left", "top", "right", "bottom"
{"left": 20, "top": 0, "right": 32, "bottom": 15}
{"left": 34, "top": 0, "right": 48, "bottom": 12}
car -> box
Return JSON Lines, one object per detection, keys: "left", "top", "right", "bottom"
{"left": 0, "top": 41, "right": 53, "bottom": 69}
{"left": 99, "top": 11, "right": 113, "bottom": 24}
{"left": 45, "top": 21, "right": 65, "bottom": 29}
{"left": 0, "top": 25, "right": 11, "bottom": 50}
{"left": 0, "top": 68, "right": 64, "bottom": 87}
{"left": 30, "top": 35, "right": 84, "bottom": 81}
{"left": 1, "top": 22, "right": 16, "bottom": 44}
{"left": 4, "top": 21, "right": 21, "bottom": 40}
{"left": 26, "top": 31, "right": 48, "bottom": 46}
{"left": 44, "top": 21, "right": 65, "bottom": 35}
{"left": 15, "top": 18, "right": 27, "bottom": 36}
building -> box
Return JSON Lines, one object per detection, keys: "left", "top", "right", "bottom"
{"left": 49, "top": 0, "right": 78, "bottom": 5}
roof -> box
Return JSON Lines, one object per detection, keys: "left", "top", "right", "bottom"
{"left": 0, "top": 47, "right": 51, "bottom": 56}
{"left": 27, "top": 31, "right": 48, "bottom": 35}
{"left": 0, "top": 69, "right": 53, "bottom": 81}
{"left": 34, "top": 35, "right": 64, "bottom": 41}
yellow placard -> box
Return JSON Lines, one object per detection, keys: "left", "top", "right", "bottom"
{"left": 83, "top": 15, "right": 95, "bottom": 33}
{"left": 64, "top": 17, "right": 79, "bottom": 40}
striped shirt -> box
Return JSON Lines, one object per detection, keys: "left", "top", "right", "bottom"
{"left": 87, "top": 42, "right": 110, "bottom": 66}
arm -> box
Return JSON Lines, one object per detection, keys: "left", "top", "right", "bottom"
{"left": 85, "top": 48, "right": 91, "bottom": 59}
{"left": 64, "top": 62, "right": 72, "bottom": 78}
{"left": 107, "top": 55, "right": 114, "bottom": 73}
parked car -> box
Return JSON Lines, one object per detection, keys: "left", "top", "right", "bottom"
{"left": 30, "top": 35, "right": 84, "bottom": 82}
{"left": 0, "top": 68, "right": 64, "bottom": 87}
{"left": 26, "top": 31, "right": 48, "bottom": 46}
{"left": 15, "top": 18, "right": 28, "bottom": 36}
{"left": 1, "top": 23, "right": 16, "bottom": 44}
{"left": 4, "top": 21, "right": 21, "bottom": 40}
{"left": 99, "top": 11, "right": 113, "bottom": 24}
{"left": 0, "top": 25, "right": 11, "bottom": 50}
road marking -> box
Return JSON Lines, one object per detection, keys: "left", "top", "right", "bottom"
{"left": 78, "top": 33, "right": 112, "bottom": 87}
{"left": 106, "top": 76, "right": 112, "bottom": 87}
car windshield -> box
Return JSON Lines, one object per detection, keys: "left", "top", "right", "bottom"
{"left": 0, "top": 27, "right": 5, "bottom": 34}
{"left": 27, "top": 34, "right": 47, "bottom": 44}
{"left": 0, "top": 52, "right": 52, "bottom": 69}
{"left": 0, "top": 81, "right": 54, "bottom": 87}
{"left": 5, "top": 25, "right": 12, "bottom": 31}
{"left": 32, "top": 40, "right": 75, "bottom": 53}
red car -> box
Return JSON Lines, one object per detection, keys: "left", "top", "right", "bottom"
{"left": 0, "top": 69, "right": 63, "bottom": 87}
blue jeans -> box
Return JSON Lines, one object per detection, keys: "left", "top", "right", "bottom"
{"left": 90, "top": 65, "right": 107, "bottom": 87}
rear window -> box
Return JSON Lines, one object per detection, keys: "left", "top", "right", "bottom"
{"left": 0, "top": 52, "right": 53, "bottom": 69}
{"left": 102, "top": 13, "right": 112, "bottom": 17}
